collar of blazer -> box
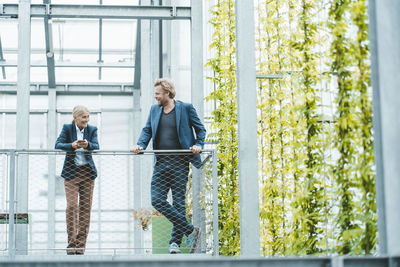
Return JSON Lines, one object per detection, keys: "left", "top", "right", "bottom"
{"left": 72, "top": 122, "right": 89, "bottom": 141}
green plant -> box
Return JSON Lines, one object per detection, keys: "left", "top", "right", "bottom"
{"left": 206, "top": 0, "right": 240, "bottom": 256}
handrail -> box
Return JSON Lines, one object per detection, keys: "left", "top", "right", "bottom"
{"left": 0, "top": 149, "right": 216, "bottom": 154}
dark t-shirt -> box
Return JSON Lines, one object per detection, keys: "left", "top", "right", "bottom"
{"left": 154, "top": 107, "right": 181, "bottom": 150}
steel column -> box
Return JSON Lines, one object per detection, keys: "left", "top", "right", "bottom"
{"left": 165, "top": 0, "right": 172, "bottom": 78}
{"left": 368, "top": 0, "right": 387, "bottom": 255}
{"left": 43, "top": 0, "right": 55, "bottom": 88}
{"left": 7, "top": 151, "right": 16, "bottom": 258}
{"left": 46, "top": 89, "right": 56, "bottom": 254}
{"left": 133, "top": 89, "right": 143, "bottom": 253}
{"left": 44, "top": 5, "right": 57, "bottom": 250}
{"left": 15, "top": 0, "right": 31, "bottom": 255}
{"left": 190, "top": 0, "right": 206, "bottom": 253}
{"left": 170, "top": 0, "right": 181, "bottom": 91}
{"left": 212, "top": 149, "right": 219, "bottom": 256}
{"left": 235, "top": 0, "right": 260, "bottom": 256}
{"left": 98, "top": 0, "right": 103, "bottom": 80}
{"left": 368, "top": 0, "right": 400, "bottom": 255}
{"left": 140, "top": 0, "right": 154, "bottom": 250}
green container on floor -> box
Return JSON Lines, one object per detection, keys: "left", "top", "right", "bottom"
{"left": 152, "top": 216, "right": 191, "bottom": 254}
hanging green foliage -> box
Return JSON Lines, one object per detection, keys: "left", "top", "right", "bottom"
{"left": 294, "top": 0, "right": 327, "bottom": 255}
{"left": 206, "top": 0, "right": 240, "bottom": 256}
{"left": 206, "top": 0, "right": 375, "bottom": 256}
{"left": 350, "top": 0, "right": 377, "bottom": 254}
{"left": 329, "top": 0, "right": 359, "bottom": 254}
{"left": 285, "top": 0, "right": 311, "bottom": 255}
{"left": 257, "top": 0, "right": 286, "bottom": 256}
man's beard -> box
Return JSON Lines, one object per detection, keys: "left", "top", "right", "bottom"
{"left": 158, "top": 99, "right": 167, "bottom": 107}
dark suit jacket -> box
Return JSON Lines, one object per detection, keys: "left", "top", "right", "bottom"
{"left": 55, "top": 123, "right": 99, "bottom": 180}
{"left": 137, "top": 100, "right": 206, "bottom": 168}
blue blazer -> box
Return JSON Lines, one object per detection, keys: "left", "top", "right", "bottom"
{"left": 137, "top": 100, "right": 206, "bottom": 168}
{"left": 55, "top": 123, "right": 99, "bottom": 180}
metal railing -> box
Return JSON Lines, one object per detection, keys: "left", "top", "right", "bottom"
{"left": 0, "top": 149, "right": 218, "bottom": 257}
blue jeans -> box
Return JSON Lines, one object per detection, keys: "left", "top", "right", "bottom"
{"left": 151, "top": 160, "right": 193, "bottom": 245}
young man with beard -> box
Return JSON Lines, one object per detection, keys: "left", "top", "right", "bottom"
{"left": 131, "top": 78, "right": 206, "bottom": 254}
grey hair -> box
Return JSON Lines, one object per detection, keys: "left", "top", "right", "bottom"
{"left": 72, "top": 105, "right": 90, "bottom": 122}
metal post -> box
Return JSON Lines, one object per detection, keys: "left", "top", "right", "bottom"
{"left": 8, "top": 151, "right": 16, "bottom": 258}
{"left": 45, "top": 0, "right": 57, "bottom": 246}
{"left": 235, "top": 0, "right": 260, "bottom": 256}
{"left": 47, "top": 89, "right": 56, "bottom": 254}
{"left": 133, "top": 89, "right": 143, "bottom": 254}
{"left": 158, "top": 0, "right": 163, "bottom": 78}
{"left": 165, "top": 0, "right": 172, "bottom": 78}
{"left": 16, "top": 0, "right": 31, "bottom": 255}
{"left": 212, "top": 149, "right": 219, "bottom": 256}
{"left": 368, "top": 0, "right": 400, "bottom": 255}
{"left": 43, "top": 0, "right": 55, "bottom": 88}
{"left": 98, "top": 0, "right": 103, "bottom": 80}
{"left": 368, "top": 0, "right": 387, "bottom": 255}
{"left": 190, "top": 0, "right": 206, "bottom": 253}
{"left": 170, "top": 0, "right": 181, "bottom": 88}
{"left": 140, "top": 0, "right": 155, "bottom": 251}
{"left": 151, "top": 0, "right": 161, "bottom": 82}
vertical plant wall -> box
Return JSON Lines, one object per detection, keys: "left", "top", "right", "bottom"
{"left": 206, "top": 0, "right": 375, "bottom": 256}
{"left": 205, "top": 0, "right": 240, "bottom": 256}
{"left": 351, "top": 0, "right": 376, "bottom": 254}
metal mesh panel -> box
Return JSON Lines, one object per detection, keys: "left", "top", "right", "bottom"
{"left": 5, "top": 150, "right": 217, "bottom": 256}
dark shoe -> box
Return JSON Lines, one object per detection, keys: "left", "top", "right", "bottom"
{"left": 168, "top": 242, "right": 181, "bottom": 254}
{"left": 185, "top": 227, "right": 201, "bottom": 253}
{"left": 66, "top": 248, "right": 76, "bottom": 255}
{"left": 75, "top": 249, "right": 84, "bottom": 255}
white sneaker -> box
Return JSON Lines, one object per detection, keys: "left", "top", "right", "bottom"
{"left": 168, "top": 242, "right": 181, "bottom": 254}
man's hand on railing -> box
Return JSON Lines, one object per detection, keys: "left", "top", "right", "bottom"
{"left": 130, "top": 145, "right": 143, "bottom": 154}
{"left": 190, "top": 145, "right": 202, "bottom": 154}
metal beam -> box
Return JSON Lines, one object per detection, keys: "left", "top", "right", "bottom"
{"left": 235, "top": 0, "right": 260, "bottom": 256}
{"left": 3, "top": 48, "right": 135, "bottom": 55}
{"left": 0, "top": 82, "right": 135, "bottom": 93}
{"left": 1, "top": 4, "right": 191, "bottom": 20}
{"left": 0, "top": 60, "right": 135, "bottom": 68}
{"left": 1, "top": 255, "right": 400, "bottom": 266}
{"left": 256, "top": 74, "right": 283, "bottom": 79}
{"left": 0, "top": 108, "right": 134, "bottom": 114}
{"left": 43, "top": 0, "right": 56, "bottom": 88}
